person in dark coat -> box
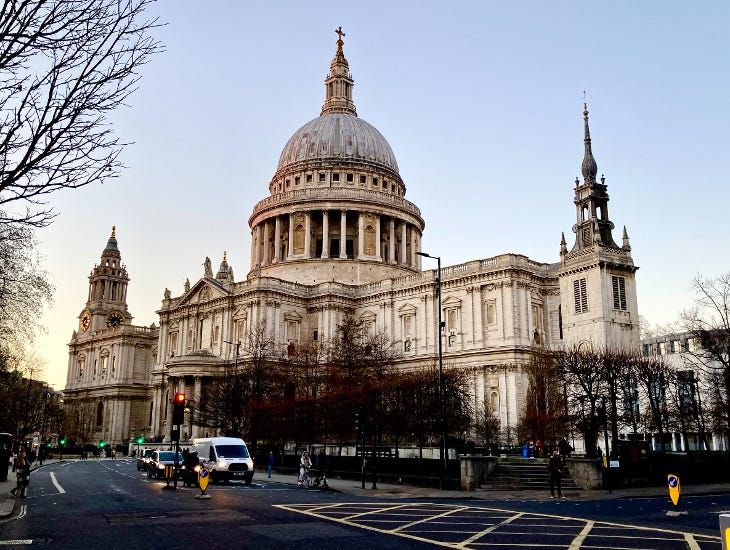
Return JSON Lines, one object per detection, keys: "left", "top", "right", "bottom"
{"left": 547, "top": 450, "right": 563, "bottom": 499}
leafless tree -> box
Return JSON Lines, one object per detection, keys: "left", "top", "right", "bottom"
{"left": 633, "top": 354, "right": 675, "bottom": 450}
{"left": 0, "top": 0, "right": 162, "bottom": 228}
{"left": 682, "top": 272, "right": 730, "bottom": 435}
{"left": 474, "top": 394, "right": 501, "bottom": 452}
{"left": 196, "top": 322, "right": 279, "bottom": 445}
{"left": 557, "top": 346, "right": 604, "bottom": 457}
{"left": 0, "top": 224, "right": 53, "bottom": 347}
{"left": 517, "top": 347, "right": 567, "bottom": 450}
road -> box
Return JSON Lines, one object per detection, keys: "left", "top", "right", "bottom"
{"left": 0, "top": 459, "right": 724, "bottom": 549}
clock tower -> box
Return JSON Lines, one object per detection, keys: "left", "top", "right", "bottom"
{"left": 65, "top": 227, "right": 158, "bottom": 449}
{"left": 78, "top": 226, "right": 131, "bottom": 333}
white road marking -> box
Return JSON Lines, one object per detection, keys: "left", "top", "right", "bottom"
{"left": 0, "top": 540, "right": 33, "bottom": 545}
{"left": 50, "top": 471, "right": 66, "bottom": 494}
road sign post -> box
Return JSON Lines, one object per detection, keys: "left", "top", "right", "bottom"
{"left": 667, "top": 473, "right": 680, "bottom": 507}
{"left": 196, "top": 467, "right": 211, "bottom": 499}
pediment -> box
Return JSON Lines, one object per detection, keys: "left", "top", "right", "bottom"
{"left": 283, "top": 310, "right": 302, "bottom": 322}
{"left": 177, "top": 279, "right": 229, "bottom": 306}
{"left": 360, "top": 310, "right": 376, "bottom": 322}
{"left": 398, "top": 303, "right": 417, "bottom": 315}
{"left": 442, "top": 296, "right": 462, "bottom": 307}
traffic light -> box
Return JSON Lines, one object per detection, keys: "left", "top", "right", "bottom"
{"left": 173, "top": 392, "right": 186, "bottom": 425}
{"left": 136, "top": 436, "right": 144, "bottom": 445}
{"left": 59, "top": 438, "right": 66, "bottom": 446}
{"left": 99, "top": 440, "right": 106, "bottom": 448}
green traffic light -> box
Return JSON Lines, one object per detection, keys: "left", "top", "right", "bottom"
{"left": 60, "top": 439, "right": 66, "bottom": 445}
{"left": 136, "top": 436, "right": 144, "bottom": 444}
{"left": 99, "top": 441, "right": 106, "bottom": 447}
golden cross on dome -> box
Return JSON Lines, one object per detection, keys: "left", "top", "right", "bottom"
{"left": 335, "top": 26, "right": 345, "bottom": 41}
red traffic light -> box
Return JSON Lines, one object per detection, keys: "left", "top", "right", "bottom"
{"left": 174, "top": 392, "right": 185, "bottom": 404}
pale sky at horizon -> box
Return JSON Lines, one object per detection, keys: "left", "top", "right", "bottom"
{"left": 29, "top": 1, "right": 729, "bottom": 389}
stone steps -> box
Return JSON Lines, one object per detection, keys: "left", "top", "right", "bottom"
{"left": 480, "top": 458, "right": 580, "bottom": 491}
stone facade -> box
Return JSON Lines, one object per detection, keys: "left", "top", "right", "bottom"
{"left": 64, "top": 228, "right": 158, "bottom": 446}
{"left": 65, "top": 33, "right": 639, "bottom": 448}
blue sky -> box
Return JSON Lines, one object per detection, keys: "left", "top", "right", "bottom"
{"left": 34, "top": 1, "right": 730, "bottom": 389}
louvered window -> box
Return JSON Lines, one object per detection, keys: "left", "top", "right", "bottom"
{"left": 573, "top": 278, "right": 588, "bottom": 313}
{"left": 612, "top": 275, "right": 627, "bottom": 310}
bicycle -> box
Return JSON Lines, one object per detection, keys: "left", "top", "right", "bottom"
{"left": 306, "top": 468, "right": 328, "bottom": 489}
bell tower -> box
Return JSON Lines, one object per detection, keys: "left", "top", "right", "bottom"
{"left": 558, "top": 99, "right": 640, "bottom": 350}
{"left": 77, "top": 226, "right": 131, "bottom": 334}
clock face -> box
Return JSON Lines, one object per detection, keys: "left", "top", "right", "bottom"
{"left": 80, "top": 311, "right": 91, "bottom": 332}
{"left": 106, "top": 312, "right": 124, "bottom": 328}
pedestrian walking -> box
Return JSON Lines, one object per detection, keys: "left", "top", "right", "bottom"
{"left": 298, "top": 451, "right": 311, "bottom": 486}
{"left": 111, "top": 448, "right": 117, "bottom": 460}
{"left": 11, "top": 450, "right": 30, "bottom": 498}
{"left": 267, "top": 451, "right": 274, "bottom": 478}
{"left": 547, "top": 450, "right": 563, "bottom": 498}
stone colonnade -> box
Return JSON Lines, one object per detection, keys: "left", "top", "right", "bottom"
{"left": 251, "top": 209, "right": 421, "bottom": 269}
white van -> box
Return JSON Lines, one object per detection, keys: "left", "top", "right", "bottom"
{"left": 191, "top": 437, "right": 254, "bottom": 485}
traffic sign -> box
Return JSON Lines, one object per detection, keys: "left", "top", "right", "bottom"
{"left": 199, "top": 467, "right": 210, "bottom": 492}
{"left": 667, "top": 473, "right": 680, "bottom": 506}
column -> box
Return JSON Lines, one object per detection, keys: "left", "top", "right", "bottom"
{"left": 273, "top": 216, "right": 281, "bottom": 263}
{"left": 321, "top": 210, "right": 329, "bottom": 258}
{"left": 192, "top": 376, "right": 202, "bottom": 439}
{"left": 304, "top": 212, "right": 312, "bottom": 259}
{"left": 250, "top": 228, "right": 256, "bottom": 268}
{"left": 340, "top": 210, "right": 347, "bottom": 258}
{"left": 375, "top": 214, "right": 382, "bottom": 260}
{"left": 400, "top": 222, "right": 407, "bottom": 265}
{"left": 165, "top": 378, "right": 175, "bottom": 439}
{"left": 410, "top": 228, "right": 417, "bottom": 268}
{"left": 389, "top": 219, "right": 396, "bottom": 264}
{"left": 262, "top": 221, "right": 271, "bottom": 264}
{"left": 254, "top": 225, "right": 261, "bottom": 266}
{"left": 357, "top": 212, "right": 364, "bottom": 258}
{"left": 288, "top": 213, "right": 294, "bottom": 259}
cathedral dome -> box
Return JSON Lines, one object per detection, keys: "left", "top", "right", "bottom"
{"left": 277, "top": 113, "right": 399, "bottom": 175}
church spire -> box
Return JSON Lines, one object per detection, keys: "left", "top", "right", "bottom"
{"left": 581, "top": 92, "right": 598, "bottom": 183}
{"left": 320, "top": 26, "right": 357, "bottom": 116}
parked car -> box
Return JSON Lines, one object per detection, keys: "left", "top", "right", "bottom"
{"left": 147, "top": 450, "right": 184, "bottom": 479}
{"left": 136, "top": 448, "right": 154, "bottom": 471}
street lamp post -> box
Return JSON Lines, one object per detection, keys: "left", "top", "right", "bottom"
{"left": 416, "top": 251, "right": 447, "bottom": 489}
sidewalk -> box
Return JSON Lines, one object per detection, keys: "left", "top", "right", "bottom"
{"left": 3, "top": 459, "right": 730, "bottom": 519}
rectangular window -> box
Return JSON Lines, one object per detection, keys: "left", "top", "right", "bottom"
{"left": 372, "top": 177, "right": 378, "bottom": 187}
{"left": 318, "top": 172, "right": 326, "bottom": 182}
{"left": 360, "top": 175, "right": 366, "bottom": 184}
{"left": 347, "top": 173, "right": 354, "bottom": 183}
{"left": 486, "top": 300, "right": 497, "bottom": 325}
{"left": 573, "top": 278, "right": 588, "bottom": 313}
{"left": 306, "top": 174, "right": 312, "bottom": 183}
{"left": 612, "top": 275, "right": 627, "bottom": 310}
{"left": 285, "top": 179, "right": 290, "bottom": 188}
{"left": 295, "top": 176, "right": 300, "bottom": 185}
{"left": 313, "top": 330, "right": 318, "bottom": 341}
{"left": 332, "top": 173, "right": 340, "bottom": 182}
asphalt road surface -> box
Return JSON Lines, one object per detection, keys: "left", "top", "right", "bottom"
{"left": 0, "top": 459, "right": 724, "bottom": 549}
